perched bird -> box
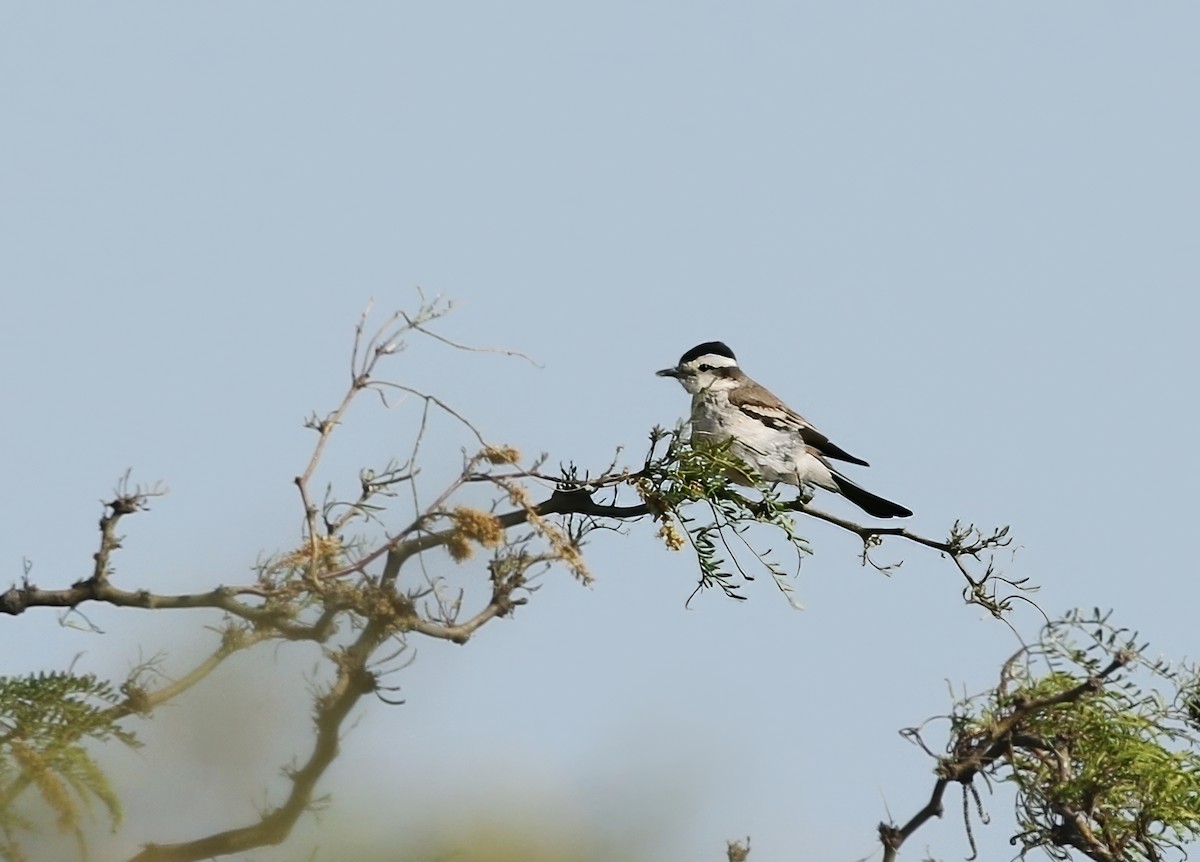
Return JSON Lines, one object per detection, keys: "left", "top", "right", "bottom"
{"left": 656, "top": 341, "right": 912, "bottom": 519}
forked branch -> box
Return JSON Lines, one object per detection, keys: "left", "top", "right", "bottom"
{"left": 3, "top": 298, "right": 1027, "bottom": 862}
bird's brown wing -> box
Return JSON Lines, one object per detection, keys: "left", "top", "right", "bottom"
{"left": 728, "top": 381, "right": 870, "bottom": 467}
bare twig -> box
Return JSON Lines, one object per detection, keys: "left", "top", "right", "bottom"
{"left": 89, "top": 473, "right": 165, "bottom": 586}
{"left": 399, "top": 310, "right": 541, "bottom": 367}
{"left": 370, "top": 382, "right": 488, "bottom": 447}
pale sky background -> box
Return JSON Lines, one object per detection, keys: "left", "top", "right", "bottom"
{"left": 3, "top": 4, "right": 1199, "bottom": 861}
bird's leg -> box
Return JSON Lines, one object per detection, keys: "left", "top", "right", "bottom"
{"left": 745, "top": 484, "right": 783, "bottom": 519}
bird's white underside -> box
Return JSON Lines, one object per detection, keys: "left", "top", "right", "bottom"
{"left": 689, "top": 387, "right": 839, "bottom": 491}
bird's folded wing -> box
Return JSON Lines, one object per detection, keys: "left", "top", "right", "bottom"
{"left": 729, "top": 386, "right": 870, "bottom": 467}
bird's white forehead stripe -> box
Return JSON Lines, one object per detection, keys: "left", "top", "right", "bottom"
{"left": 685, "top": 353, "right": 738, "bottom": 369}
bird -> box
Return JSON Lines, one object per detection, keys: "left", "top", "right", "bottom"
{"left": 656, "top": 341, "right": 912, "bottom": 519}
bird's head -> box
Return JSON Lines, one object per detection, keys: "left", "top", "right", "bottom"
{"left": 656, "top": 341, "right": 740, "bottom": 394}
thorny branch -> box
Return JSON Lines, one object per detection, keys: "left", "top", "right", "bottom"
{"left": 3, "top": 296, "right": 1024, "bottom": 862}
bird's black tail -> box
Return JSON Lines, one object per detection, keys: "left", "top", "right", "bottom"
{"left": 830, "top": 473, "right": 913, "bottom": 519}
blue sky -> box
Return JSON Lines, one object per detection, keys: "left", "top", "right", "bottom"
{"left": 3, "top": 4, "right": 1198, "bottom": 860}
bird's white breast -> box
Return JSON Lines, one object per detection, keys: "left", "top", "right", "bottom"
{"left": 688, "top": 389, "right": 835, "bottom": 490}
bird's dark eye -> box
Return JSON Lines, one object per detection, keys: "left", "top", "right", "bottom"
{"left": 698, "top": 363, "right": 713, "bottom": 372}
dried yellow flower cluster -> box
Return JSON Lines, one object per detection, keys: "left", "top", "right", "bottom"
{"left": 657, "top": 521, "right": 687, "bottom": 551}
{"left": 278, "top": 534, "right": 344, "bottom": 575}
{"left": 481, "top": 445, "right": 522, "bottom": 465}
{"left": 496, "top": 477, "right": 591, "bottom": 585}
{"left": 446, "top": 506, "right": 505, "bottom": 562}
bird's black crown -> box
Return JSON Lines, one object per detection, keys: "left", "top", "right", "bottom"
{"left": 678, "top": 341, "right": 736, "bottom": 365}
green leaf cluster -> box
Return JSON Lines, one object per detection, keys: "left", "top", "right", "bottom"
{"left": 0, "top": 671, "right": 139, "bottom": 860}
{"left": 637, "top": 426, "right": 811, "bottom": 606}
{"left": 951, "top": 612, "right": 1200, "bottom": 862}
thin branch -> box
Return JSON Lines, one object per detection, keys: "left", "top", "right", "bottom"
{"left": 408, "top": 595, "right": 519, "bottom": 645}
{"left": 797, "top": 505, "right": 1003, "bottom": 558}
{"left": 880, "top": 779, "right": 949, "bottom": 862}
{"left": 293, "top": 297, "right": 452, "bottom": 561}
{"left": 110, "top": 629, "right": 274, "bottom": 720}
{"left": 795, "top": 504, "right": 1019, "bottom": 616}
{"left": 89, "top": 475, "right": 164, "bottom": 586}
{"left": 399, "top": 312, "right": 541, "bottom": 367}
{"left": 324, "top": 487, "right": 649, "bottom": 586}
{"left": 370, "top": 382, "right": 488, "bottom": 447}
{"left": 5, "top": 580, "right": 277, "bottom": 624}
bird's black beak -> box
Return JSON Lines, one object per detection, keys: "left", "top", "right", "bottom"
{"left": 656, "top": 367, "right": 683, "bottom": 378}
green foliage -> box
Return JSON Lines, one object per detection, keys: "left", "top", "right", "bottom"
{"left": 947, "top": 611, "right": 1200, "bottom": 862}
{"left": 0, "top": 671, "right": 139, "bottom": 860}
{"left": 637, "top": 426, "right": 811, "bottom": 607}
